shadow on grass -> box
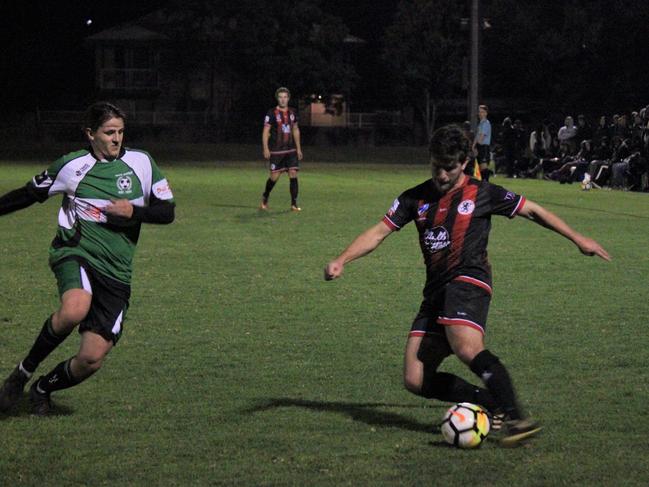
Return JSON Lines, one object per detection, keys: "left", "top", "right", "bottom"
{"left": 211, "top": 203, "right": 261, "bottom": 209}
{"left": 0, "top": 394, "right": 74, "bottom": 420}
{"left": 244, "top": 398, "right": 441, "bottom": 434}
{"left": 235, "top": 208, "right": 294, "bottom": 223}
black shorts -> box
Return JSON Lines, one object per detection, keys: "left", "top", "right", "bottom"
{"left": 269, "top": 151, "right": 299, "bottom": 173}
{"left": 410, "top": 276, "right": 492, "bottom": 338}
{"left": 51, "top": 258, "right": 131, "bottom": 345}
{"left": 476, "top": 144, "right": 490, "bottom": 165}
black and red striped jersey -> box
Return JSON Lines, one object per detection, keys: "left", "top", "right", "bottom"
{"left": 263, "top": 107, "right": 299, "bottom": 154}
{"left": 382, "top": 177, "right": 526, "bottom": 295}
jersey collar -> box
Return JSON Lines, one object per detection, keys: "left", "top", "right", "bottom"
{"left": 88, "top": 146, "right": 126, "bottom": 163}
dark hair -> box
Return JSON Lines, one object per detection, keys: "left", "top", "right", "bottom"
{"left": 429, "top": 124, "right": 470, "bottom": 166}
{"left": 84, "top": 101, "right": 126, "bottom": 132}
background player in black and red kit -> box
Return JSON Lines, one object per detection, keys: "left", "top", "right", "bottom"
{"left": 260, "top": 87, "right": 303, "bottom": 211}
{"left": 325, "top": 125, "right": 610, "bottom": 446}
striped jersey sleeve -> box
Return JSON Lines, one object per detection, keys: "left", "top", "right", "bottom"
{"left": 486, "top": 183, "right": 525, "bottom": 218}
{"left": 382, "top": 191, "right": 416, "bottom": 231}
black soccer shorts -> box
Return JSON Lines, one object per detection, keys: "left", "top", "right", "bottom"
{"left": 51, "top": 258, "right": 131, "bottom": 345}
{"left": 410, "top": 276, "right": 492, "bottom": 338}
{"left": 269, "top": 151, "right": 299, "bottom": 173}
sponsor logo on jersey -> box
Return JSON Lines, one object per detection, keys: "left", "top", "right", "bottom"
{"left": 422, "top": 226, "right": 451, "bottom": 253}
{"left": 153, "top": 179, "right": 174, "bottom": 200}
{"left": 264, "top": 115, "right": 270, "bottom": 124}
{"left": 116, "top": 175, "right": 132, "bottom": 193}
{"left": 387, "top": 198, "right": 400, "bottom": 217}
{"left": 290, "top": 113, "right": 295, "bottom": 122}
{"left": 457, "top": 199, "right": 475, "bottom": 215}
{"left": 75, "top": 163, "right": 91, "bottom": 177}
{"left": 505, "top": 191, "right": 515, "bottom": 201}
{"left": 417, "top": 202, "right": 430, "bottom": 220}
{"left": 282, "top": 124, "right": 291, "bottom": 134}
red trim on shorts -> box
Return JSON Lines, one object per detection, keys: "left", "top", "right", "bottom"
{"left": 454, "top": 275, "right": 493, "bottom": 295}
{"left": 408, "top": 330, "right": 427, "bottom": 337}
{"left": 382, "top": 215, "right": 399, "bottom": 230}
{"left": 437, "top": 317, "right": 485, "bottom": 335}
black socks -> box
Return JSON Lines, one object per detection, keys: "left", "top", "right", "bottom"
{"left": 21, "top": 316, "right": 70, "bottom": 374}
{"left": 35, "top": 358, "right": 80, "bottom": 395}
{"left": 290, "top": 178, "right": 299, "bottom": 206}
{"left": 263, "top": 178, "right": 277, "bottom": 200}
{"left": 421, "top": 371, "right": 499, "bottom": 412}
{"left": 470, "top": 349, "right": 523, "bottom": 420}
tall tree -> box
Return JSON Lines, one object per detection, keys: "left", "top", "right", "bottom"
{"left": 161, "top": 0, "right": 356, "bottom": 127}
{"left": 383, "top": 0, "right": 465, "bottom": 140}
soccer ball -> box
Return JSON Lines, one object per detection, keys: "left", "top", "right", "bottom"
{"left": 440, "top": 402, "right": 490, "bottom": 448}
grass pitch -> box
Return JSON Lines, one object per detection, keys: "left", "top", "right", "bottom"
{"left": 1, "top": 158, "right": 648, "bottom": 486}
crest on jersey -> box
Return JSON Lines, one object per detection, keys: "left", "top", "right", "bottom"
{"left": 423, "top": 226, "right": 450, "bottom": 253}
{"left": 117, "top": 175, "right": 132, "bottom": 193}
{"left": 457, "top": 199, "right": 475, "bottom": 215}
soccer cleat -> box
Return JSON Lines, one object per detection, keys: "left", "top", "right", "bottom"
{"left": 291, "top": 205, "right": 302, "bottom": 212}
{"left": 500, "top": 418, "right": 542, "bottom": 447}
{"left": 29, "top": 379, "right": 52, "bottom": 416}
{"left": 0, "top": 366, "right": 30, "bottom": 413}
{"left": 489, "top": 411, "right": 506, "bottom": 432}
{"left": 259, "top": 200, "right": 269, "bottom": 210}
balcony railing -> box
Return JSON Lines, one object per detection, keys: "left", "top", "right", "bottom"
{"left": 36, "top": 110, "right": 212, "bottom": 125}
{"left": 99, "top": 69, "right": 159, "bottom": 90}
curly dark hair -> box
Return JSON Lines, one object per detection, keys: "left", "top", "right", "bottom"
{"left": 429, "top": 124, "right": 471, "bottom": 166}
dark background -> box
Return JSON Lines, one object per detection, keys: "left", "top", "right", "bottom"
{"left": 1, "top": 1, "right": 648, "bottom": 132}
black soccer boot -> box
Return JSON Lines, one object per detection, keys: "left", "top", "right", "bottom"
{"left": 500, "top": 418, "right": 542, "bottom": 447}
{"left": 29, "top": 379, "right": 52, "bottom": 416}
{"left": 0, "top": 366, "right": 30, "bottom": 413}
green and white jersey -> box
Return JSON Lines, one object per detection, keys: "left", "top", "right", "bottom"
{"left": 29, "top": 148, "right": 174, "bottom": 284}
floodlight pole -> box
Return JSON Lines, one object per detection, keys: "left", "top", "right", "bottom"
{"left": 469, "top": 0, "right": 480, "bottom": 128}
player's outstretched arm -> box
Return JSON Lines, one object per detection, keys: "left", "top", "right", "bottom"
{"left": 0, "top": 185, "right": 40, "bottom": 216}
{"left": 324, "top": 221, "right": 394, "bottom": 280}
{"left": 518, "top": 199, "right": 611, "bottom": 261}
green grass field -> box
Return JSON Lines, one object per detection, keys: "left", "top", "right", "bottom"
{"left": 1, "top": 158, "right": 648, "bottom": 486}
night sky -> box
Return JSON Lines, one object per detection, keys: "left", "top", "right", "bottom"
{"left": 0, "top": 0, "right": 399, "bottom": 113}
{"left": 2, "top": 1, "right": 648, "bottom": 118}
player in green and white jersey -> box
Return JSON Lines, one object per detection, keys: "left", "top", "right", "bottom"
{"left": 0, "top": 102, "right": 175, "bottom": 415}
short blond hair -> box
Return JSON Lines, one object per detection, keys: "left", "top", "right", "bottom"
{"left": 275, "top": 87, "right": 291, "bottom": 98}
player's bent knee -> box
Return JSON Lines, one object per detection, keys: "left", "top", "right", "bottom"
{"left": 403, "top": 369, "right": 423, "bottom": 395}
{"left": 76, "top": 353, "right": 104, "bottom": 372}
{"left": 453, "top": 343, "right": 483, "bottom": 365}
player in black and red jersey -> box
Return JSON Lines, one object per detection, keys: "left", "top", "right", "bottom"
{"left": 260, "top": 87, "right": 303, "bottom": 211}
{"left": 325, "top": 124, "right": 610, "bottom": 446}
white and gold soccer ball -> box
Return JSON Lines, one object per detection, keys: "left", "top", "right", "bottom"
{"left": 441, "top": 402, "right": 490, "bottom": 448}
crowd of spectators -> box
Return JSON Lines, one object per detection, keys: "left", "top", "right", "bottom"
{"left": 488, "top": 107, "right": 649, "bottom": 191}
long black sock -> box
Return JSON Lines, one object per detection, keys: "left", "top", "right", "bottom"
{"left": 263, "top": 178, "right": 276, "bottom": 200}
{"left": 21, "top": 316, "right": 71, "bottom": 374}
{"left": 35, "top": 358, "right": 80, "bottom": 395}
{"left": 289, "top": 178, "right": 298, "bottom": 206}
{"left": 470, "top": 350, "right": 523, "bottom": 420}
{"left": 421, "top": 371, "right": 499, "bottom": 412}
